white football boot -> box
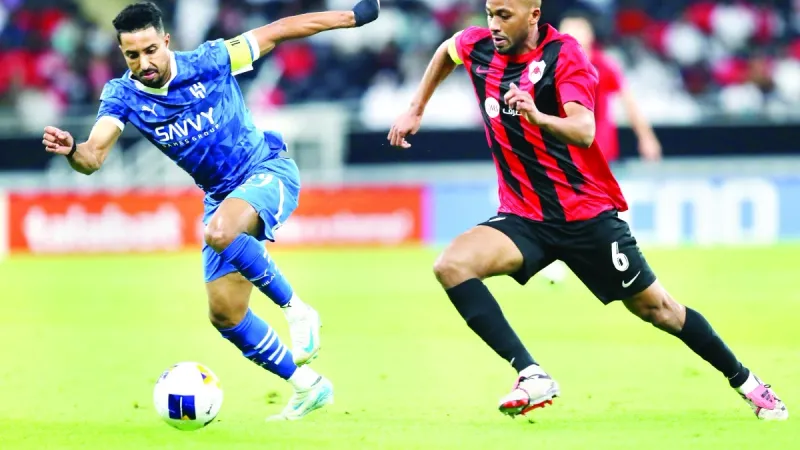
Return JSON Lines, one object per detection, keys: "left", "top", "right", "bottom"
{"left": 267, "top": 370, "right": 334, "bottom": 421}
{"left": 283, "top": 296, "right": 321, "bottom": 365}
{"left": 736, "top": 372, "right": 788, "bottom": 421}
{"left": 498, "top": 365, "right": 560, "bottom": 417}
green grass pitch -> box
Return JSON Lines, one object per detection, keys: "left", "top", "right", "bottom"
{"left": 0, "top": 246, "right": 798, "bottom": 449}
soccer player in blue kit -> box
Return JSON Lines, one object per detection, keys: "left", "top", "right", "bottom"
{"left": 41, "top": 1, "right": 381, "bottom": 421}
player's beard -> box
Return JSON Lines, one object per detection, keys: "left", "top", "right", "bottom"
{"left": 495, "top": 29, "right": 531, "bottom": 55}
{"left": 492, "top": 32, "right": 518, "bottom": 54}
{"left": 495, "top": 41, "right": 518, "bottom": 54}
{"left": 138, "top": 68, "right": 163, "bottom": 88}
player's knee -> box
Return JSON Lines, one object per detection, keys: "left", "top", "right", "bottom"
{"left": 433, "top": 252, "right": 477, "bottom": 288}
{"left": 207, "top": 298, "right": 247, "bottom": 329}
{"left": 208, "top": 310, "right": 234, "bottom": 329}
{"left": 204, "top": 223, "right": 238, "bottom": 253}
{"left": 625, "top": 288, "right": 683, "bottom": 333}
{"left": 638, "top": 306, "right": 673, "bottom": 328}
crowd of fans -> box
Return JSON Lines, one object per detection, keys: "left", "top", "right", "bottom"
{"left": 2, "top": 0, "right": 800, "bottom": 131}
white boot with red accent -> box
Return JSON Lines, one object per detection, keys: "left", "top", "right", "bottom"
{"left": 498, "top": 364, "right": 560, "bottom": 417}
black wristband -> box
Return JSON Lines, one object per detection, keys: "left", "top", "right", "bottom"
{"left": 66, "top": 140, "right": 77, "bottom": 158}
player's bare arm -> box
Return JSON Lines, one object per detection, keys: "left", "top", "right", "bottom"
{"left": 536, "top": 102, "right": 595, "bottom": 148}
{"left": 41, "top": 117, "right": 122, "bottom": 175}
{"left": 247, "top": 0, "right": 380, "bottom": 58}
{"left": 504, "top": 83, "right": 595, "bottom": 148}
{"left": 620, "top": 88, "right": 662, "bottom": 161}
{"left": 388, "top": 38, "right": 458, "bottom": 148}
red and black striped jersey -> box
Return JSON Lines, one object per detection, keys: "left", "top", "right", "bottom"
{"left": 448, "top": 24, "right": 628, "bottom": 222}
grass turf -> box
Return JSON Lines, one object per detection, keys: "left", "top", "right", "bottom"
{"left": 0, "top": 246, "right": 797, "bottom": 449}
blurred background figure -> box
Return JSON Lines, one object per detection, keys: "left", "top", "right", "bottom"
{"left": 558, "top": 8, "right": 661, "bottom": 164}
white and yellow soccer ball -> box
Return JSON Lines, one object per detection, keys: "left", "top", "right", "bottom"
{"left": 153, "top": 362, "right": 223, "bottom": 431}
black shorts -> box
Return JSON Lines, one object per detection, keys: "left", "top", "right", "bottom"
{"left": 479, "top": 210, "right": 657, "bottom": 304}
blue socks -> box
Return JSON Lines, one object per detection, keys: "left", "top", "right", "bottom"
{"left": 219, "top": 234, "right": 294, "bottom": 306}
{"left": 219, "top": 309, "right": 297, "bottom": 379}
{"left": 216, "top": 235, "right": 308, "bottom": 381}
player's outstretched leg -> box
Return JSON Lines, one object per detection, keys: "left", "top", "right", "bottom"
{"left": 206, "top": 273, "right": 333, "bottom": 421}
{"left": 433, "top": 224, "right": 559, "bottom": 417}
{"left": 205, "top": 197, "right": 320, "bottom": 365}
{"left": 624, "top": 281, "right": 788, "bottom": 420}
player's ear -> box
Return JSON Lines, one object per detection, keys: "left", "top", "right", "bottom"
{"left": 163, "top": 33, "right": 171, "bottom": 48}
{"left": 530, "top": 8, "right": 540, "bottom": 25}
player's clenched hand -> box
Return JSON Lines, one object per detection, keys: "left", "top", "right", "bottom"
{"left": 504, "top": 83, "right": 541, "bottom": 125}
{"left": 388, "top": 110, "right": 422, "bottom": 149}
{"left": 42, "top": 126, "right": 75, "bottom": 156}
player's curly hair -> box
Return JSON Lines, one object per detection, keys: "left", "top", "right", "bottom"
{"left": 112, "top": 2, "right": 165, "bottom": 42}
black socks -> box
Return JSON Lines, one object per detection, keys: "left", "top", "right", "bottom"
{"left": 678, "top": 307, "right": 750, "bottom": 388}
{"left": 446, "top": 282, "right": 749, "bottom": 388}
{"left": 446, "top": 279, "right": 536, "bottom": 372}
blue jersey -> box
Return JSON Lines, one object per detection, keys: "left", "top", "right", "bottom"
{"left": 96, "top": 33, "right": 283, "bottom": 196}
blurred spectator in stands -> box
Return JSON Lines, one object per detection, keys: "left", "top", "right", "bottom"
{"left": 1, "top": 0, "right": 799, "bottom": 130}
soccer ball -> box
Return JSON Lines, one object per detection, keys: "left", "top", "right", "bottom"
{"left": 153, "top": 362, "right": 223, "bottom": 431}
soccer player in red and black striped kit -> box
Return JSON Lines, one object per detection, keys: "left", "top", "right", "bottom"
{"left": 388, "top": 0, "right": 787, "bottom": 421}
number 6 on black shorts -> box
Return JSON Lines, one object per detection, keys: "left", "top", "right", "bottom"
{"left": 556, "top": 212, "right": 657, "bottom": 304}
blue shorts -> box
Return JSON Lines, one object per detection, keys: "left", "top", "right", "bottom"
{"left": 202, "top": 156, "right": 301, "bottom": 282}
